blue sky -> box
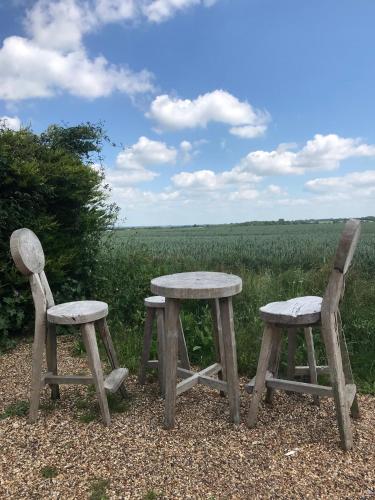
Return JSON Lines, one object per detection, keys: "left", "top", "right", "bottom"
{"left": 1, "top": 0, "right": 375, "bottom": 226}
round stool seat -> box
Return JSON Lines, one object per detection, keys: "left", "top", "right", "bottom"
{"left": 144, "top": 295, "right": 165, "bottom": 308}
{"left": 47, "top": 300, "right": 108, "bottom": 325}
{"left": 259, "top": 296, "right": 322, "bottom": 326}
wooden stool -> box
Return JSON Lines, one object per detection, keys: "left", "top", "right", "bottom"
{"left": 246, "top": 220, "right": 361, "bottom": 450}
{"left": 150, "top": 272, "right": 242, "bottom": 429}
{"left": 138, "top": 296, "right": 190, "bottom": 395}
{"left": 10, "top": 228, "right": 128, "bottom": 426}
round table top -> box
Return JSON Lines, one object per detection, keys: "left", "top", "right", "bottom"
{"left": 150, "top": 271, "right": 242, "bottom": 299}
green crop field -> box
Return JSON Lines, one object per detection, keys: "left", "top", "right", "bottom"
{"left": 96, "top": 221, "right": 375, "bottom": 393}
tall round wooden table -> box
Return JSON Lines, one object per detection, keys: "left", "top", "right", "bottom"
{"left": 150, "top": 271, "right": 242, "bottom": 429}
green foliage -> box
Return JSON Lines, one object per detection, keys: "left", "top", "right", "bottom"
{"left": 0, "top": 400, "right": 29, "bottom": 419}
{"left": 0, "top": 123, "right": 118, "bottom": 346}
{"left": 41, "top": 466, "right": 58, "bottom": 479}
{"left": 75, "top": 386, "right": 131, "bottom": 423}
{"left": 99, "top": 222, "right": 375, "bottom": 392}
{"left": 89, "top": 479, "right": 110, "bottom": 500}
{"left": 143, "top": 491, "right": 160, "bottom": 500}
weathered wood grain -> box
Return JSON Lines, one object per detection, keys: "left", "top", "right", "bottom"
{"left": 163, "top": 298, "right": 181, "bottom": 428}
{"left": 151, "top": 272, "right": 242, "bottom": 299}
{"left": 144, "top": 295, "right": 165, "bottom": 308}
{"left": 304, "top": 327, "right": 319, "bottom": 405}
{"left": 81, "top": 322, "right": 111, "bottom": 426}
{"left": 260, "top": 296, "right": 322, "bottom": 325}
{"left": 176, "top": 363, "right": 221, "bottom": 396}
{"left": 47, "top": 300, "right": 108, "bottom": 325}
{"left": 10, "top": 228, "right": 45, "bottom": 275}
{"left": 220, "top": 297, "right": 240, "bottom": 424}
{"left": 104, "top": 368, "right": 129, "bottom": 393}
{"left": 333, "top": 219, "right": 361, "bottom": 275}
{"left": 44, "top": 374, "right": 94, "bottom": 385}
{"left": 247, "top": 324, "right": 277, "bottom": 427}
{"left": 139, "top": 308, "right": 156, "bottom": 385}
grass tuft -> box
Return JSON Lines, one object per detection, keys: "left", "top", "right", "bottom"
{"left": 89, "top": 478, "right": 110, "bottom": 500}
{"left": 41, "top": 466, "right": 58, "bottom": 479}
{"left": 0, "top": 400, "right": 29, "bottom": 419}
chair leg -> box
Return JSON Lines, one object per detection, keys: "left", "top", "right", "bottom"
{"left": 139, "top": 308, "right": 155, "bottom": 385}
{"left": 247, "top": 324, "right": 277, "bottom": 428}
{"left": 265, "top": 332, "right": 282, "bottom": 404}
{"left": 219, "top": 297, "right": 240, "bottom": 425}
{"left": 337, "top": 311, "right": 359, "bottom": 419}
{"left": 304, "top": 327, "right": 319, "bottom": 405}
{"left": 210, "top": 299, "right": 226, "bottom": 397}
{"left": 81, "top": 322, "right": 111, "bottom": 426}
{"left": 29, "top": 316, "right": 46, "bottom": 423}
{"left": 46, "top": 322, "right": 60, "bottom": 400}
{"left": 156, "top": 309, "right": 166, "bottom": 397}
{"left": 177, "top": 316, "right": 190, "bottom": 370}
{"left": 322, "top": 313, "right": 353, "bottom": 450}
{"left": 96, "top": 318, "right": 127, "bottom": 399}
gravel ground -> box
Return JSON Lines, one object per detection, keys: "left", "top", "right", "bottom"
{"left": 0, "top": 336, "right": 374, "bottom": 499}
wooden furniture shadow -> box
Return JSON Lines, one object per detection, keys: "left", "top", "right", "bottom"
{"left": 10, "top": 228, "right": 128, "bottom": 425}
{"left": 139, "top": 295, "right": 190, "bottom": 396}
{"left": 246, "top": 219, "right": 361, "bottom": 450}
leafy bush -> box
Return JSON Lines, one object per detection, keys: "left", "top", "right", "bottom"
{"left": 0, "top": 122, "right": 118, "bottom": 347}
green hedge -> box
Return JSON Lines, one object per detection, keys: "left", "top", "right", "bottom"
{"left": 0, "top": 123, "right": 118, "bottom": 347}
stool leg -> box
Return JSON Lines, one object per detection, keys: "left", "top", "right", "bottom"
{"left": 97, "top": 318, "right": 127, "bottom": 399}
{"left": 177, "top": 316, "right": 190, "bottom": 370}
{"left": 247, "top": 324, "right": 278, "bottom": 428}
{"left": 46, "top": 322, "right": 60, "bottom": 400}
{"left": 287, "top": 327, "right": 298, "bottom": 380}
{"left": 81, "top": 322, "right": 111, "bottom": 426}
{"left": 322, "top": 313, "right": 352, "bottom": 450}
{"left": 139, "top": 308, "right": 155, "bottom": 385}
{"left": 164, "top": 298, "right": 181, "bottom": 429}
{"left": 265, "top": 332, "right": 282, "bottom": 404}
{"left": 156, "top": 309, "right": 166, "bottom": 397}
{"left": 210, "top": 299, "right": 226, "bottom": 397}
{"left": 29, "top": 315, "right": 46, "bottom": 423}
{"left": 304, "top": 327, "right": 319, "bottom": 405}
{"left": 338, "top": 311, "right": 359, "bottom": 419}
{"left": 219, "top": 297, "right": 240, "bottom": 424}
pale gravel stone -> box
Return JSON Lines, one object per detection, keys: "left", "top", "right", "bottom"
{"left": 0, "top": 337, "right": 374, "bottom": 499}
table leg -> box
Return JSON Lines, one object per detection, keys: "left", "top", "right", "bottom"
{"left": 219, "top": 297, "right": 240, "bottom": 424}
{"left": 164, "top": 298, "right": 181, "bottom": 429}
{"left": 210, "top": 299, "right": 226, "bottom": 397}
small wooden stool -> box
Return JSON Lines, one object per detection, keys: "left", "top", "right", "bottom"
{"left": 139, "top": 296, "right": 190, "bottom": 395}
{"left": 246, "top": 220, "right": 361, "bottom": 450}
{"left": 10, "top": 228, "right": 128, "bottom": 426}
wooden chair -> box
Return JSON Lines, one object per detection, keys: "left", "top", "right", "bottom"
{"left": 139, "top": 295, "right": 190, "bottom": 396}
{"left": 10, "top": 228, "right": 128, "bottom": 425}
{"left": 246, "top": 219, "right": 361, "bottom": 450}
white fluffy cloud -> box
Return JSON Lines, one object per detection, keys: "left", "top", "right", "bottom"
{"left": 0, "top": 115, "right": 21, "bottom": 130}
{"left": 117, "top": 136, "right": 177, "bottom": 169}
{"left": 229, "top": 124, "right": 267, "bottom": 139}
{"left": 109, "top": 185, "right": 180, "bottom": 210}
{"left": 305, "top": 170, "right": 375, "bottom": 199}
{"left": 109, "top": 136, "right": 178, "bottom": 184}
{"left": 24, "top": 0, "right": 96, "bottom": 51}
{"left": 236, "top": 134, "right": 375, "bottom": 176}
{"left": 148, "top": 90, "right": 269, "bottom": 137}
{"left": 172, "top": 165, "right": 261, "bottom": 191}
{"left": 143, "top": 0, "right": 218, "bottom": 23}
{"left": 0, "top": 36, "right": 154, "bottom": 100}
{"left": 0, "top": 0, "right": 221, "bottom": 101}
